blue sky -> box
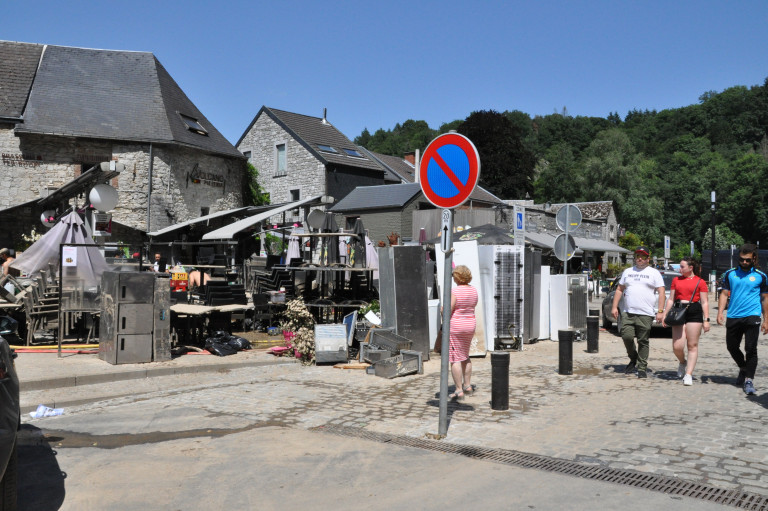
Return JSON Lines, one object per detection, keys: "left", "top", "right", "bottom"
{"left": 5, "top": 0, "right": 767, "bottom": 146}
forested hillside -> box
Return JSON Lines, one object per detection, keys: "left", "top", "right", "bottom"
{"left": 354, "top": 78, "right": 768, "bottom": 255}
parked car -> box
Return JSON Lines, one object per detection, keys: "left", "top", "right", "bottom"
{"left": 0, "top": 316, "right": 20, "bottom": 510}
{"left": 601, "top": 271, "right": 681, "bottom": 330}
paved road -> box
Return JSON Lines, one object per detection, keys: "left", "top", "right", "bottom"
{"left": 17, "top": 317, "right": 768, "bottom": 509}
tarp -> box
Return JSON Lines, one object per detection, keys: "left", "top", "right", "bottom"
{"left": 365, "top": 236, "right": 379, "bottom": 280}
{"left": 351, "top": 218, "right": 367, "bottom": 267}
{"left": 10, "top": 211, "right": 109, "bottom": 288}
{"left": 147, "top": 206, "right": 250, "bottom": 237}
{"left": 286, "top": 228, "right": 301, "bottom": 264}
{"left": 321, "top": 213, "right": 339, "bottom": 265}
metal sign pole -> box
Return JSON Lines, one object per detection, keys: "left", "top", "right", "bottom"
{"left": 438, "top": 209, "right": 453, "bottom": 436}
{"left": 564, "top": 206, "right": 570, "bottom": 329}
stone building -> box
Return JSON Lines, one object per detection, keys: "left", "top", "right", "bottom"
{"left": 0, "top": 41, "right": 246, "bottom": 249}
{"left": 235, "top": 107, "right": 402, "bottom": 224}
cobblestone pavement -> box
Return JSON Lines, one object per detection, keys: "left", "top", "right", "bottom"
{"left": 24, "top": 320, "right": 768, "bottom": 498}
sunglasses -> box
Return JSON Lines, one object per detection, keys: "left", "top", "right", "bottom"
{"left": 739, "top": 257, "right": 753, "bottom": 263}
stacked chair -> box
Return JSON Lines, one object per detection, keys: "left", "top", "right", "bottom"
{"left": 20, "top": 270, "right": 60, "bottom": 345}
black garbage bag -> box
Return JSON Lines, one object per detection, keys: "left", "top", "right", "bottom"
{"left": 204, "top": 337, "right": 237, "bottom": 356}
{"left": 227, "top": 337, "right": 252, "bottom": 351}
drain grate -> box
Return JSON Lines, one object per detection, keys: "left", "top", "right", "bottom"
{"left": 313, "top": 424, "right": 768, "bottom": 510}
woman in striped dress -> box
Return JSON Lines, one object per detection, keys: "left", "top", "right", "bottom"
{"left": 449, "top": 265, "right": 478, "bottom": 400}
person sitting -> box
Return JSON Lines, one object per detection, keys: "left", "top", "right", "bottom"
{"left": 153, "top": 253, "right": 168, "bottom": 273}
{"left": 0, "top": 248, "right": 15, "bottom": 276}
{"left": 188, "top": 269, "right": 211, "bottom": 292}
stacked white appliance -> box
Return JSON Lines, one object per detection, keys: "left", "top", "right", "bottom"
{"left": 478, "top": 245, "right": 542, "bottom": 350}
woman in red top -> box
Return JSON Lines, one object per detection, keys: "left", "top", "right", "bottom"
{"left": 662, "top": 257, "right": 710, "bottom": 385}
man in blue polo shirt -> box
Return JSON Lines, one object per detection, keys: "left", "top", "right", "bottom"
{"left": 716, "top": 244, "right": 768, "bottom": 395}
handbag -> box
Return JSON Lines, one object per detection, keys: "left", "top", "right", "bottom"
{"left": 665, "top": 278, "right": 701, "bottom": 326}
{"left": 434, "top": 327, "right": 443, "bottom": 354}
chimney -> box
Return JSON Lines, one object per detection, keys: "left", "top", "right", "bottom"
{"left": 414, "top": 149, "right": 420, "bottom": 183}
{"left": 322, "top": 108, "right": 327, "bottom": 124}
{"left": 403, "top": 151, "right": 416, "bottom": 165}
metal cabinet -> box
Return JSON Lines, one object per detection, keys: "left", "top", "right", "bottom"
{"left": 99, "top": 272, "right": 170, "bottom": 365}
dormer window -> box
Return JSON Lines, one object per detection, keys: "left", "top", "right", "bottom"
{"left": 317, "top": 144, "right": 337, "bottom": 153}
{"left": 180, "top": 114, "right": 208, "bottom": 136}
{"left": 344, "top": 148, "right": 363, "bottom": 157}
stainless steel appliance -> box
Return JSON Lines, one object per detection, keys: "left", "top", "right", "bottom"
{"left": 377, "top": 246, "right": 430, "bottom": 359}
{"left": 99, "top": 272, "right": 171, "bottom": 364}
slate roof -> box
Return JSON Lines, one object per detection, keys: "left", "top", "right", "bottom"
{"left": 0, "top": 41, "right": 43, "bottom": 119}
{"left": 3, "top": 41, "right": 241, "bottom": 158}
{"left": 548, "top": 201, "right": 614, "bottom": 220}
{"left": 238, "top": 107, "right": 384, "bottom": 172}
{"left": 360, "top": 148, "right": 415, "bottom": 183}
{"left": 329, "top": 183, "right": 422, "bottom": 212}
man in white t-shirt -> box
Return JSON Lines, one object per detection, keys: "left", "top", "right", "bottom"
{"left": 611, "top": 246, "right": 666, "bottom": 378}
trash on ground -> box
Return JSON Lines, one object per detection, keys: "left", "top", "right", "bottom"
{"left": 30, "top": 404, "right": 63, "bottom": 418}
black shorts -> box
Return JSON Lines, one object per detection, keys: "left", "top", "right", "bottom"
{"left": 685, "top": 302, "right": 703, "bottom": 323}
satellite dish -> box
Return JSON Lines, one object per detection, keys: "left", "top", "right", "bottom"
{"left": 307, "top": 209, "right": 326, "bottom": 229}
{"left": 89, "top": 184, "right": 119, "bottom": 212}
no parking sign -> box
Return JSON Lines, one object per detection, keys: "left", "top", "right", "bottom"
{"left": 419, "top": 133, "right": 480, "bottom": 209}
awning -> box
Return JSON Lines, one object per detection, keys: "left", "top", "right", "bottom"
{"left": 524, "top": 232, "right": 557, "bottom": 250}
{"left": 572, "top": 236, "right": 629, "bottom": 253}
{"left": 524, "top": 232, "right": 584, "bottom": 255}
{"left": 147, "top": 206, "right": 250, "bottom": 237}
{"left": 524, "top": 232, "right": 627, "bottom": 254}
{"left": 202, "top": 196, "right": 322, "bottom": 240}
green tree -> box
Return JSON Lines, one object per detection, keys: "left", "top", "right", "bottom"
{"left": 457, "top": 110, "right": 536, "bottom": 198}
{"left": 354, "top": 120, "right": 436, "bottom": 155}
{"left": 718, "top": 152, "right": 768, "bottom": 245}
{"left": 702, "top": 225, "right": 744, "bottom": 250}
{"left": 618, "top": 231, "right": 644, "bottom": 251}
{"left": 532, "top": 142, "right": 579, "bottom": 203}
{"left": 244, "top": 163, "right": 269, "bottom": 206}
{"left": 355, "top": 128, "right": 372, "bottom": 148}
{"left": 653, "top": 135, "right": 726, "bottom": 248}
{"left": 670, "top": 243, "right": 699, "bottom": 262}
{"left": 438, "top": 119, "right": 463, "bottom": 134}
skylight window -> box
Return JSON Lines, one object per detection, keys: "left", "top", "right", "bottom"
{"left": 179, "top": 114, "right": 208, "bottom": 136}
{"left": 344, "top": 148, "right": 363, "bottom": 157}
{"left": 317, "top": 144, "right": 337, "bottom": 153}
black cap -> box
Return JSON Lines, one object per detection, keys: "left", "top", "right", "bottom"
{"left": 635, "top": 246, "right": 650, "bottom": 256}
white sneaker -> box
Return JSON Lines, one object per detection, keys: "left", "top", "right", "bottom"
{"left": 683, "top": 374, "right": 693, "bottom": 386}
{"left": 677, "top": 362, "right": 687, "bottom": 378}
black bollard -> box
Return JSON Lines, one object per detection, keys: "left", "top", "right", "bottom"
{"left": 491, "top": 351, "right": 509, "bottom": 410}
{"left": 586, "top": 316, "right": 599, "bottom": 353}
{"left": 558, "top": 329, "right": 574, "bottom": 375}
{"left": 589, "top": 308, "right": 599, "bottom": 317}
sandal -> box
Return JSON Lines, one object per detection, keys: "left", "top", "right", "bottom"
{"left": 463, "top": 385, "right": 474, "bottom": 396}
{"left": 448, "top": 390, "right": 464, "bottom": 400}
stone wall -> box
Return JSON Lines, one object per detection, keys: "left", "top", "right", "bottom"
{"left": 0, "top": 125, "right": 245, "bottom": 247}
{"left": 237, "top": 114, "right": 325, "bottom": 218}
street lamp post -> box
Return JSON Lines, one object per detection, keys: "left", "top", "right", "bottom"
{"left": 711, "top": 191, "right": 716, "bottom": 283}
